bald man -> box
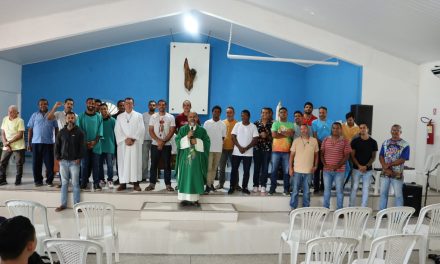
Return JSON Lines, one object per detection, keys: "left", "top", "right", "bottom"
{"left": 0, "top": 105, "right": 26, "bottom": 185}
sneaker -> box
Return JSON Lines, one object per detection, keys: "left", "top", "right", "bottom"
{"left": 108, "top": 181, "right": 114, "bottom": 189}
{"left": 228, "top": 188, "right": 235, "bottom": 195}
{"left": 235, "top": 185, "right": 243, "bottom": 191}
{"left": 268, "top": 190, "right": 275, "bottom": 196}
{"left": 260, "top": 186, "right": 266, "bottom": 193}
{"left": 215, "top": 184, "right": 224, "bottom": 190}
{"left": 117, "top": 184, "right": 127, "bottom": 191}
{"left": 210, "top": 185, "right": 216, "bottom": 192}
{"left": 145, "top": 184, "right": 155, "bottom": 191}
{"left": 47, "top": 183, "right": 54, "bottom": 187}
{"left": 0, "top": 180, "right": 8, "bottom": 186}
{"left": 204, "top": 186, "right": 211, "bottom": 194}
{"left": 35, "top": 182, "right": 43, "bottom": 187}
{"left": 94, "top": 184, "right": 102, "bottom": 191}
{"left": 242, "top": 188, "right": 250, "bottom": 195}
{"left": 252, "top": 187, "right": 259, "bottom": 193}
{"left": 14, "top": 180, "right": 21, "bottom": 186}
{"left": 55, "top": 206, "right": 66, "bottom": 212}
{"left": 166, "top": 185, "right": 175, "bottom": 192}
{"left": 100, "top": 180, "right": 105, "bottom": 185}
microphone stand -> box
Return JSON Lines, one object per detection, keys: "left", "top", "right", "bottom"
{"left": 425, "top": 163, "right": 440, "bottom": 207}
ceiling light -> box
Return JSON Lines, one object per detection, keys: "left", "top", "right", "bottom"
{"left": 184, "top": 14, "right": 198, "bottom": 34}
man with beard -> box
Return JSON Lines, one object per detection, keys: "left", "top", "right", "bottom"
{"left": 112, "top": 99, "right": 125, "bottom": 183}
{"left": 114, "top": 98, "right": 145, "bottom": 191}
{"left": 302, "top": 102, "right": 317, "bottom": 126}
{"left": 142, "top": 100, "right": 156, "bottom": 181}
{"left": 99, "top": 103, "right": 116, "bottom": 188}
{"left": 77, "top": 98, "right": 103, "bottom": 190}
{"left": 54, "top": 112, "right": 85, "bottom": 212}
{"left": 27, "top": 98, "right": 58, "bottom": 187}
{"left": 175, "top": 112, "right": 210, "bottom": 205}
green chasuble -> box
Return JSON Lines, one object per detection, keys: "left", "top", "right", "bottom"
{"left": 175, "top": 125, "right": 210, "bottom": 196}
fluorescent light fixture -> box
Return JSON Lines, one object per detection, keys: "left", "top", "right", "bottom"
{"left": 184, "top": 14, "right": 198, "bottom": 34}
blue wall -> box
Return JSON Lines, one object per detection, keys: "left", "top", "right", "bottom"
{"left": 22, "top": 33, "right": 361, "bottom": 124}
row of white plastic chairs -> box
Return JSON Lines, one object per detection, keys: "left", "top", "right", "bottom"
{"left": 279, "top": 203, "right": 440, "bottom": 264}
{"left": 4, "top": 200, "right": 119, "bottom": 264}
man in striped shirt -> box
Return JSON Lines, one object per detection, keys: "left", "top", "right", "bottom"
{"left": 321, "top": 122, "right": 352, "bottom": 210}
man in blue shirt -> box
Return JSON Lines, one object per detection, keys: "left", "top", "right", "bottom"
{"left": 27, "top": 98, "right": 59, "bottom": 187}
{"left": 311, "top": 106, "right": 332, "bottom": 193}
{"left": 379, "top": 124, "right": 410, "bottom": 210}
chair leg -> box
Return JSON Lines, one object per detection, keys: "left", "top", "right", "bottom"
{"left": 114, "top": 235, "right": 120, "bottom": 263}
{"left": 278, "top": 238, "right": 284, "bottom": 264}
{"left": 290, "top": 242, "right": 299, "bottom": 264}
{"left": 358, "top": 239, "right": 364, "bottom": 259}
{"left": 419, "top": 237, "right": 428, "bottom": 264}
{"left": 105, "top": 239, "right": 113, "bottom": 264}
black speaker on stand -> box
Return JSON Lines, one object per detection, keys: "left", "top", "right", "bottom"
{"left": 351, "top": 104, "right": 373, "bottom": 133}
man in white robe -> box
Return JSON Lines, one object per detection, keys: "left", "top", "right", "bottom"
{"left": 114, "top": 97, "right": 145, "bottom": 191}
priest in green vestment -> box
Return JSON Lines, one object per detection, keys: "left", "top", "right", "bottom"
{"left": 175, "top": 112, "right": 210, "bottom": 205}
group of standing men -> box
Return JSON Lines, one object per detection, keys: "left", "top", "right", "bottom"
{"left": 1, "top": 98, "right": 409, "bottom": 211}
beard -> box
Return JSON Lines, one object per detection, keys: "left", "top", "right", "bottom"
{"left": 67, "top": 121, "right": 75, "bottom": 129}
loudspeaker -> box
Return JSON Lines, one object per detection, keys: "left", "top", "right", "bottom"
{"left": 350, "top": 104, "right": 373, "bottom": 134}
{"left": 403, "top": 183, "right": 422, "bottom": 216}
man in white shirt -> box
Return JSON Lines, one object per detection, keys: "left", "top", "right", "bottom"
{"left": 203, "top": 105, "right": 226, "bottom": 193}
{"left": 142, "top": 100, "right": 156, "bottom": 181}
{"left": 145, "top": 99, "right": 176, "bottom": 192}
{"left": 228, "top": 110, "right": 259, "bottom": 195}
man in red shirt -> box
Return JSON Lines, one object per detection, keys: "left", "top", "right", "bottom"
{"left": 302, "top": 102, "right": 317, "bottom": 126}
{"left": 175, "top": 100, "right": 194, "bottom": 132}
{"left": 321, "top": 122, "right": 351, "bottom": 210}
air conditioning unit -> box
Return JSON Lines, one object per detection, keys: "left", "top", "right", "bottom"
{"left": 433, "top": 65, "right": 440, "bottom": 78}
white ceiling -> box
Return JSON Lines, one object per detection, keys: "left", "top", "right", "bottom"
{"left": 0, "top": 11, "right": 333, "bottom": 66}
{"left": 0, "top": 0, "right": 438, "bottom": 65}
{"left": 241, "top": 0, "right": 440, "bottom": 64}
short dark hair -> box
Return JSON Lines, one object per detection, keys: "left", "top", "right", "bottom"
{"left": 241, "top": 109, "right": 251, "bottom": 117}
{"left": 304, "top": 102, "right": 313, "bottom": 108}
{"left": 148, "top": 100, "right": 156, "bottom": 105}
{"left": 212, "top": 105, "right": 222, "bottom": 113}
{"left": 64, "top": 98, "right": 74, "bottom": 104}
{"left": 38, "top": 98, "right": 48, "bottom": 104}
{"left": 158, "top": 99, "right": 167, "bottom": 104}
{"left": 345, "top": 112, "right": 355, "bottom": 120}
{"left": 100, "top": 103, "right": 108, "bottom": 108}
{"left": 332, "top": 122, "right": 342, "bottom": 128}
{"left": 86, "top": 97, "right": 94, "bottom": 103}
{"left": 66, "top": 111, "right": 76, "bottom": 116}
{"left": 226, "top": 106, "right": 235, "bottom": 112}
{"left": 117, "top": 100, "right": 124, "bottom": 105}
{"left": 125, "top": 97, "right": 134, "bottom": 103}
{"left": 294, "top": 110, "right": 303, "bottom": 116}
{"left": 279, "top": 107, "right": 288, "bottom": 112}
{"left": 0, "top": 216, "right": 35, "bottom": 260}
{"left": 358, "top": 123, "right": 369, "bottom": 128}
{"left": 319, "top": 106, "right": 328, "bottom": 112}
{"left": 94, "top": 99, "right": 102, "bottom": 104}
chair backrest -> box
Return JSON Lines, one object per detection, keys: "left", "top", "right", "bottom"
{"left": 331, "top": 207, "right": 372, "bottom": 240}
{"left": 365, "top": 234, "right": 420, "bottom": 264}
{"left": 5, "top": 199, "right": 52, "bottom": 237}
{"left": 287, "top": 207, "right": 330, "bottom": 243}
{"left": 304, "top": 236, "right": 358, "bottom": 264}
{"left": 413, "top": 203, "right": 440, "bottom": 237}
{"left": 44, "top": 239, "right": 103, "bottom": 264}
{"left": 372, "top": 206, "right": 414, "bottom": 238}
{"left": 74, "top": 202, "right": 115, "bottom": 239}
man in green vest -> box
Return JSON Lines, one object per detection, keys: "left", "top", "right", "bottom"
{"left": 175, "top": 112, "right": 210, "bottom": 206}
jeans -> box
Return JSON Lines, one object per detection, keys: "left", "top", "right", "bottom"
{"left": 230, "top": 155, "right": 252, "bottom": 190}
{"left": 270, "top": 152, "right": 290, "bottom": 193}
{"left": 99, "top": 153, "right": 114, "bottom": 182}
{"left": 290, "top": 172, "right": 312, "bottom": 209}
{"left": 379, "top": 176, "right": 404, "bottom": 210}
{"left": 150, "top": 145, "right": 172, "bottom": 185}
{"left": 349, "top": 169, "right": 372, "bottom": 207}
{"left": 323, "top": 171, "right": 345, "bottom": 209}
{"left": 0, "top": 149, "right": 25, "bottom": 182}
{"left": 60, "top": 160, "right": 80, "bottom": 207}
{"left": 253, "top": 149, "right": 271, "bottom": 187}
{"left": 218, "top": 149, "right": 233, "bottom": 187}
{"left": 32, "top": 143, "right": 54, "bottom": 184}
{"left": 80, "top": 149, "right": 101, "bottom": 186}
{"left": 142, "top": 140, "right": 152, "bottom": 180}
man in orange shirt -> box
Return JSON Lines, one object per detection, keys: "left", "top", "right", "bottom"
{"left": 216, "top": 106, "right": 238, "bottom": 190}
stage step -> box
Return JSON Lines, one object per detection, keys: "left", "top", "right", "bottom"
{"left": 140, "top": 202, "right": 238, "bottom": 222}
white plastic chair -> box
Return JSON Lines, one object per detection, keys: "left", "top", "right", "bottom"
{"left": 279, "top": 207, "right": 330, "bottom": 264}
{"left": 74, "top": 202, "right": 119, "bottom": 264}
{"left": 352, "top": 234, "right": 420, "bottom": 264}
{"left": 405, "top": 203, "right": 440, "bottom": 264}
{"left": 323, "top": 207, "right": 372, "bottom": 259}
{"left": 5, "top": 200, "right": 61, "bottom": 255}
{"left": 363, "top": 206, "right": 414, "bottom": 259}
{"left": 44, "top": 239, "right": 103, "bottom": 264}
{"left": 302, "top": 236, "right": 358, "bottom": 264}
